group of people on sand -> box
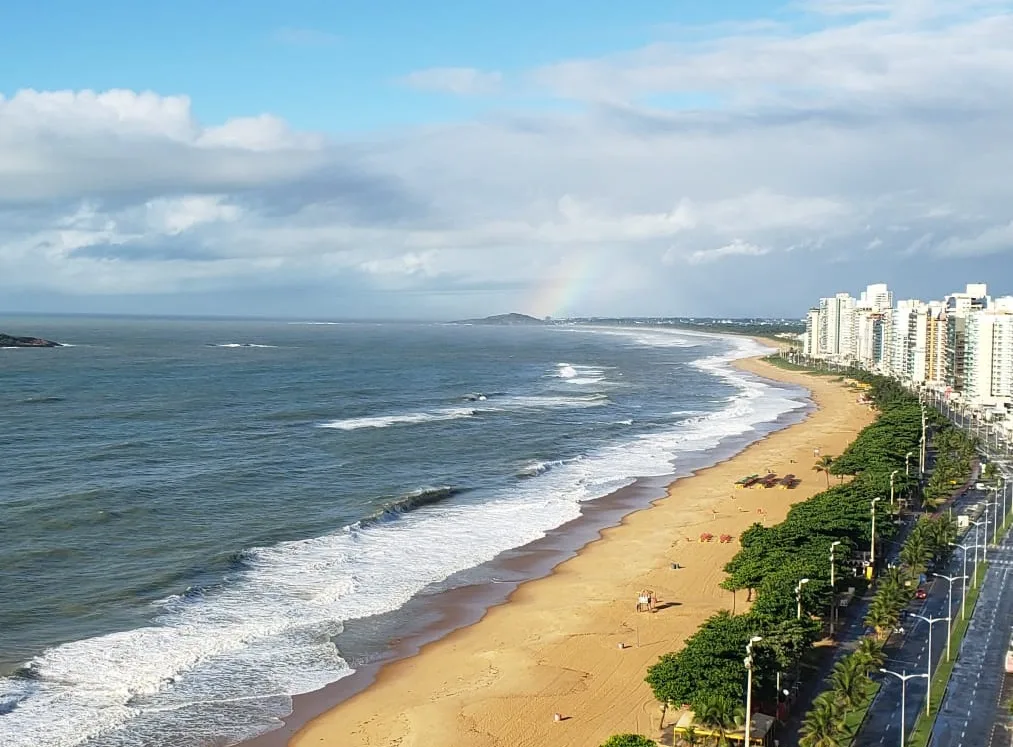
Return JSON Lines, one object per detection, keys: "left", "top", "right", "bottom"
{"left": 636, "top": 589, "right": 658, "bottom": 612}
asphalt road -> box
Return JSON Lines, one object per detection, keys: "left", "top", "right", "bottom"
{"left": 930, "top": 534, "right": 1013, "bottom": 747}
{"left": 852, "top": 488, "right": 986, "bottom": 747}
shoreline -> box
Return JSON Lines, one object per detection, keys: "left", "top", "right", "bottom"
{"left": 242, "top": 354, "right": 874, "bottom": 747}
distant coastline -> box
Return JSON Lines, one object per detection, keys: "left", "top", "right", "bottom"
{"left": 0, "top": 332, "right": 60, "bottom": 348}
{"left": 452, "top": 312, "right": 547, "bottom": 325}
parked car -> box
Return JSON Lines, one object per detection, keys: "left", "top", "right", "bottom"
{"left": 915, "top": 588, "right": 927, "bottom": 600}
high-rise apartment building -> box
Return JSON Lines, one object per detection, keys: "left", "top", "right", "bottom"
{"left": 944, "top": 284, "right": 989, "bottom": 392}
{"left": 819, "top": 293, "right": 857, "bottom": 359}
{"left": 890, "top": 300, "right": 924, "bottom": 381}
{"left": 859, "top": 283, "right": 894, "bottom": 313}
{"left": 964, "top": 299, "right": 1013, "bottom": 408}
{"left": 804, "top": 308, "right": 820, "bottom": 356}
{"left": 798, "top": 282, "right": 1010, "bottom": 417}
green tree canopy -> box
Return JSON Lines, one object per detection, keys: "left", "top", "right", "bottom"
{"left": 601, "top": 735, "right": 657, "bottom": 747}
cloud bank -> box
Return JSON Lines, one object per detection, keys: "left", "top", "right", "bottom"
{"left": 4, "top": 0, "right": 1013, "bottom": 318}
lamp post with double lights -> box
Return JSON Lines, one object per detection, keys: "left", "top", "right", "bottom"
{"left": 986, "top": 500, "right": 1001, "bottom": 546}
{"left": 879, "top": 669, "right": 929, "bottom": 747}
{"left": 919, "top": 401, "right": 927, "bottom": 475}
{"left": 969, "top": 520, "right": 985, "bottom": 574}
{"left": 796, "top": 578, "right": 810, "bottom": 620}
{"left": 870, "top": 498, "right": 882, "bottom": 568}
{"left": 744, "top": 635, "right": 762, "bottom": 747}
{"left": 830, "top": 541, "right": 842, "bottom": 635}
{"left": 950, "top": 542, "right": 985, "bottom": 609}
{"left": 911, "top": 613, "right": 950, "bottom": 713}
{"left": 934, "top": 574, "right": 966, "bottom": 658}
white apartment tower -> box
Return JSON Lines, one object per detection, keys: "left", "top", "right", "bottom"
{"left": 945, "top": 283, "right": 990, "bottom": 392}
{"left": 854, "top": 283, "right": 893, "bottom": 371}
{"left": 891, "top": 300, "right": 923, "bottom": 381}
{"left": 964, "top": 297, "right": 1013, "bottom": 408}
{"left": 804, "top": 308, "right": 821, "bottom": 356}
{"left": 819, "top": 293, "right": 858, "bottom": 360}
{"left": 860, "top": 283, "right": 894, "bottom": 313}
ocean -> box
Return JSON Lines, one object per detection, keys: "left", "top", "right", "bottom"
{"left": 0, "top": 317, "right": 808, "bottom": 747}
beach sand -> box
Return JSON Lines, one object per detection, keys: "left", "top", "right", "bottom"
{"left": 287, "top": 357, "right": 875, "bottom": 747}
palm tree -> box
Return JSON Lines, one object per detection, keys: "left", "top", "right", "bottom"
{"left": 901, "top": 535, "right": 931, "bottom": 577}
{"left": 694, "top": 695, "right": 743, "bottom": 747}
{"left": 812, "top": 455, "right": 835, "bottom": 488}
{"left": 799, "top": 693, "right": 845, "bottom": 747}
{"left": 680, "top": 726, "right": 700, "bottom": 746}
{"left": 830, "top": 656, "right": 868, "bottom": 711}
{"left": 852, "top": 638, "right": 885, "bottom": 676}
{"left": 865, "top": 599, "right": 899, "bottom": 641}
{"left": 882, "top": 566, "right": 907, "bottom": 588}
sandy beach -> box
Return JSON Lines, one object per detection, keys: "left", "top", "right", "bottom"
{"left": 286, "top": 356, "right": 875, "bottom": 747}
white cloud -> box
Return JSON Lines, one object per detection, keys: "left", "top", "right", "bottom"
{"left": 401, "top": 67, "right": 503, "bottom": 95}
{"left": 4, "top": 0, "right": 1013, "bottom": 316}
{"left": 685, "top": 240, "right": 770, "bottom": 265}
{"left": 934, "top": 222, "right": 1013, "bottom": 257}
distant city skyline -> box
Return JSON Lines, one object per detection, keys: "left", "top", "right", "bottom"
{"left": 801, "top": 280, "right": 1013, "bottom": 415}
{"left": 3, "top": 1, "right": 1013, "bottom": 319}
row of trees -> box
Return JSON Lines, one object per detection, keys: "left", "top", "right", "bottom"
{"left": 864, "top": 514, "right": 958, "bottom": 640}
{"left": 634, "top": 372, "right": 928, "bottom": 745}
{"left": 798, "top": 638, "right": 885, "bottom": 746}
{"left": 798, "top": 513, "right": 958, "bottom": 746}
{"left": 924, "top": 425, "right": 977, "bottom": 504}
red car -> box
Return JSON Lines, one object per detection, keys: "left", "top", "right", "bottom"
{"left": 915, "top": 588, "right": 927, "bottom": 600}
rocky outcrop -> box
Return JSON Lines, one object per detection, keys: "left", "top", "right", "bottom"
{"left": 0, "top": 333, "right": 61, "bottom": 347}
{"left": 454, "top": 313, "right": 546, "bottom": 325}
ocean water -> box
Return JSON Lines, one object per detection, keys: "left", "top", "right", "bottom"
{"left": 0, "top": 318, "right": 808, "bottom": 747}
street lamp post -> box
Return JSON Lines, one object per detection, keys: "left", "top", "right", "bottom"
{"left": 879, "top": 669, "right": 929, "bottom": 747}
{"left": 830, "top": 541, "right": 842, "bottom": 635}
{"left": 970, "top": 520, "right": 984, "bottom": 573}
{"left": 911, "top": 614, "right": 950, "bottom": 713}
{"left": 906, "top": 451, "right": 915, "bottom": 477}
{"left": 935, "top": 574, "right": 967, "bottom": 659}
{"left": 796, "top": 578, "right": 811, "bottom": 620}
{"left": 871, "top": 498, "right": 882, "bottom": 568}
{"left": 920, "top": 403, "right": 928, "bottom": 475}
{"left": 950, "top": 542, "right": 985, "bottom": 607}
{"left": 890, "top": 469, "right": 899, "bottom": 508}
{"left": 986, "top": 500, "right": 1001, "bottom": 545}
{"left": 744, "top": 635, "right": 762, "bottom": 747}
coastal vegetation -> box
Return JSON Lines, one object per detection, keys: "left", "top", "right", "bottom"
{"left": 638, "top": 369, "right": 967, "bottom": 745}
{"left": 601, "top": 735, "right": 657, "bottom": 747}
{"left": 923, "top": 427, "right": 977, "bottom": 505}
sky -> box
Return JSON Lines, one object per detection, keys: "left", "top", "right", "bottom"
{"left": 2, "top": 0, "right": 1013, "bottom": 320}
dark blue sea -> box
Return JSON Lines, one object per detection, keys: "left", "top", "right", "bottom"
{"left": 0, "top": 317, "right": 808, "bottom": 746}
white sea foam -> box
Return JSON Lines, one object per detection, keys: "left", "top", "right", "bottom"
{"left": 318, "top": 408, "right": 478, "bottom": 430}
{"left": 555, "top": 362, "right": 607, "bottom": 385}
{"left": 211, "top": 343, "right": 279, "bottom": 349}
{"left": 0, "top": 329, "right": 805, "bottom": 747}
{"left": 318, "top": 394, "right": 608, "bottom": 431}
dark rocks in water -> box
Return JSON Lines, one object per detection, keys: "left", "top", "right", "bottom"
{"left": 0, "top": 332, "right": 61, "bottom": 347}
{"left": 454, "top": 313, "right": 546, "bottom": 325}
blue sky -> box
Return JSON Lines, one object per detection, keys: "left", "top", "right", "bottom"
{"left": 1, "top": 0, "right": 785, "bottom": 130}
{"left": 2, "top": 0, "right": 1013, "bottom": 319}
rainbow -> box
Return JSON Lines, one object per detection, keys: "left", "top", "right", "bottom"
{"left": 524, "top": 253, "right": 599, "bottom": 319}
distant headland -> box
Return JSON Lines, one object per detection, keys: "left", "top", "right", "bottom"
{"left": 1, "top": 332, "right": 61, "bottom": 347}
{"left": 453, "top": 313, "right": 547, "bottom": 325}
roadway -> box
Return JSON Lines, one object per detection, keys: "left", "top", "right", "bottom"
{"left": 930, "top": 532, "right": 1013, "bottom": 747}
{"left": 852, "top": 487, "right": 986, "bottom": 747}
